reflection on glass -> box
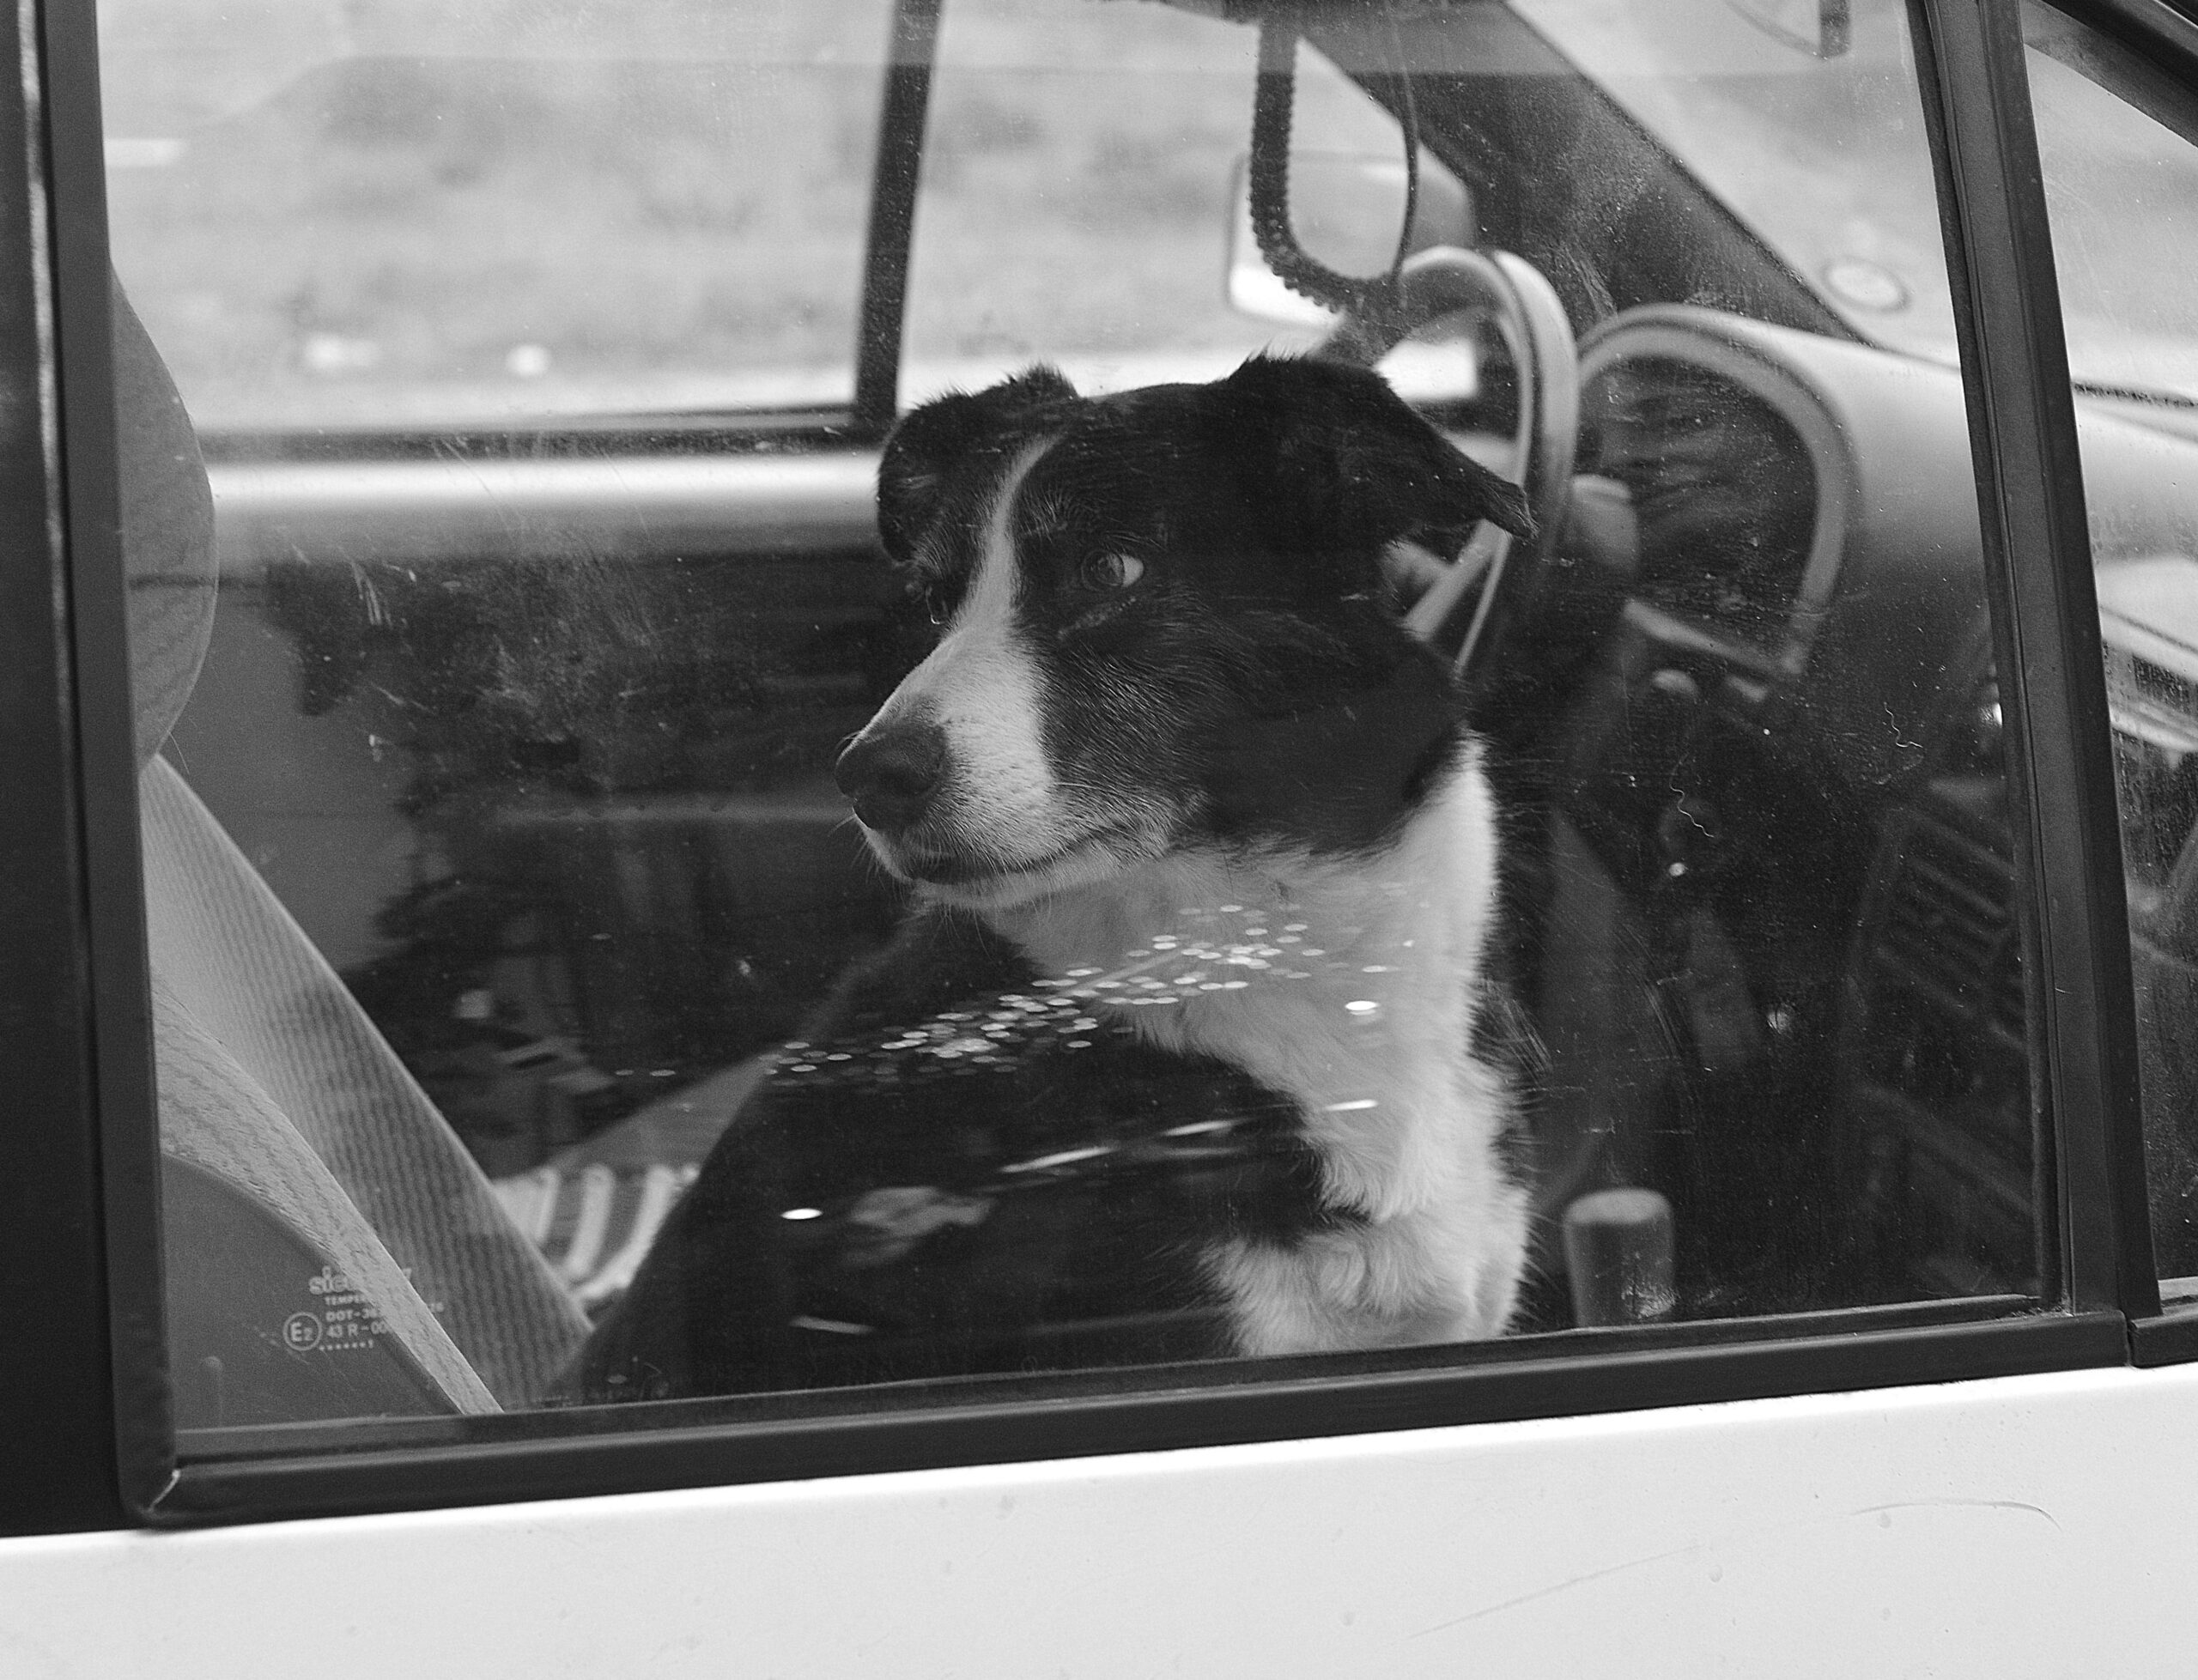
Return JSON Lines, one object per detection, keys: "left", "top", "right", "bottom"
{"left": 115, "top": 0, "right": 2031, "bottom": 1434}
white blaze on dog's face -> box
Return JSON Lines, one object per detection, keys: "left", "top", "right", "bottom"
{"left": 839, "top": 358, "right": 1534, "bottom": 909}
{"left": 848, "top": 438, "right": 1122, "bottom": 907}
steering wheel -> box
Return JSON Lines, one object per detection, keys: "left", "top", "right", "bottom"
{"left": 1325, "top": 246, "right": 1579, "bottom": 677}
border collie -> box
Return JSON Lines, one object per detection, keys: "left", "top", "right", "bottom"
{"left": 572, "top": 355, "right": 1538, "bottom": 1402}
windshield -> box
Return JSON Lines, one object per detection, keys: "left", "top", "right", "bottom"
{"left": 100, "top": 0, "right": 2198, "bottom": 428}
{"left": 1515, "top": 0, "right": 1953, "bottom": 364}
{"left": 1518, "top": 0, "right": 2198, "bottom": 408}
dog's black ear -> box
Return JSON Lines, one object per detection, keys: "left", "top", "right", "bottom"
{"left": 1215, "top": 355, "right": 1534, "bottom": 564}
{"left": 877, "top": 366, "right": 1079, "bottom": 563}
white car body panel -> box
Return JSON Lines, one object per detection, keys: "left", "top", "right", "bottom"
{"left": 3, "top": 1359, "right": 2191, "bottom": 1677}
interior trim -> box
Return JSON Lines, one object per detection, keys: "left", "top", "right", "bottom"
{"left": 209, "top": 451, "right": 885, "bottom": 575}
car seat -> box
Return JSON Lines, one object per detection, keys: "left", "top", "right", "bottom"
{"left": 118, "top": 276, "right": 588, "bottom": 1429}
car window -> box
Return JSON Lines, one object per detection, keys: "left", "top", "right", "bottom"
{"left": 2021, "top": 0, "right": 2198, "bottom": 1292}
{"left": 109, "top": 0, "right": 2047, "bottom": 1450}
{"left": 99, "top": 0, "right": 895, "bottom": 429}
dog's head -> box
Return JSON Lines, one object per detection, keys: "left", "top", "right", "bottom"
{"left": 841, "top": 355, "right": 1533, "bottom": 909}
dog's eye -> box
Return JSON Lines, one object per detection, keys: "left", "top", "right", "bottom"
{"left": 918, "top": 588, "right": 948, "bottom": 628}
{"left": 1082, "top": 553, "right": 1145, "bottom": 591}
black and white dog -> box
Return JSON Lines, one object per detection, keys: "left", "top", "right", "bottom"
{"left": 573, "top": 355, "right": 1539, "bottom": 1401}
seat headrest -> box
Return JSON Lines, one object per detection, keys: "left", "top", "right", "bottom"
{"left": 115, "top": 274, "right": 216, "bottom": 768}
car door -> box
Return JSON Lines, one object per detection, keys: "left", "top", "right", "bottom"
{"left": 10, "top": 0, "right": 2198, "bottom": 1674}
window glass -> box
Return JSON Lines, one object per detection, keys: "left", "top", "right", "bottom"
{"left": 99, "top": 0, "right": 894, "bottom": 428}
{"left": 2022, "top": 2, "right": 2198, "bottom": 1289}
{"left": 900, "top": 0, "right": 1442, "bottom": 403}
{"left": 112, "top": 0, "right": 2037, "bottom": 1440}
{"left": 1515, "top": 0, "right": 1957, "bottom": 368}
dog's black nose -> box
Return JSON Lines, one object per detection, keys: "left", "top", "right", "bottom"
{"left": 836, "top": 720, "right": 948, "bottom": 834}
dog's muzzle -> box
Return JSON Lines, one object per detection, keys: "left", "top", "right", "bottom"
{"left": 835, "top": 717, "right": 948, "bottom": 836}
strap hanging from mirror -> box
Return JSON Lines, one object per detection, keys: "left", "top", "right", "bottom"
{"left": 1248, "top": 9, "right": 1423, "bottom": 324}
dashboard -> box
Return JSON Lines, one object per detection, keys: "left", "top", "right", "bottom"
{"left": 1534, "top": 303, "right": 2198, "bottom": 1309}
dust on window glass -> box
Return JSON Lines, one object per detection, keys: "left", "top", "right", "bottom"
{"left": 125, "top": 0, "right": 2040, "bottom": 1442}
{"left": 1514, "top": 0, "right": 1956, "bottom": 366}
{"left": 2022, "top": 1, "right": 2198, "bottom": 1286}
{"left": 98, "top": 0, "right": 893, "bottom": 428}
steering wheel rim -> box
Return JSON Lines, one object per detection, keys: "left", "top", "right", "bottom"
{"left": 1325, "top": 246, "right": 1579, "bottom": 676}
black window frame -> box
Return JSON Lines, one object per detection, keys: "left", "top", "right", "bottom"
{"left": 2, "top": 0, "right": 2183, "bottom": 1539}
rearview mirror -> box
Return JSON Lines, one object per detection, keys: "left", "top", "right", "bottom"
{"left": 1723, "top": 0, "right": 1852, "bottom": 58}
{"left": 1224, "top": 151, "right": 1475, "bottom": 329}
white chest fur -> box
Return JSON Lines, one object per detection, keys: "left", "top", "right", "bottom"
{"left": 984, "top": 752, "right": 1531, "bottom": 1356}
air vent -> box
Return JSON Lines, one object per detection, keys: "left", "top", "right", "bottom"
{"left": 1878, "top": 818, "right": 2023, "bottom": 1045}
